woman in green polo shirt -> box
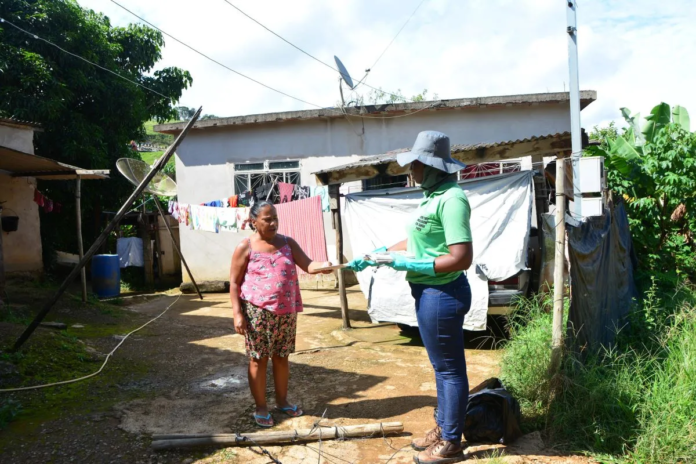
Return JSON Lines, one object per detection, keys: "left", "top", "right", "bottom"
{"left": 351, "top": 131, "right": 473, "bottom": 463}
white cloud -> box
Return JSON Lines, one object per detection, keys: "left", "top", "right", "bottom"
{"left": 77, "top": 0, "right": 696, "bottom": 128}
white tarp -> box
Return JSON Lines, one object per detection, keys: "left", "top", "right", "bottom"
{"left": 344, "top": 171, "right": 534, "bottom": 331}
{"left": 117, "top": 237, "right": 144, "bottom": 268}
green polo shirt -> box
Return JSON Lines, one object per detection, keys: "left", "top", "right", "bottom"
{"left": 406, "top": 182, "right": 472, "bottom": 285}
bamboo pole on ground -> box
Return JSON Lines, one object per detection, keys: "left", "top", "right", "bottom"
{"left": 550, "top": 154, "right": 567, "bottom": 373}
{"left": 75, "top": 176, "right": 88, "bottom": 302}
{"left": 12, "top": 108, "right": 202, "bottom": 351}
{"left": 151, "top": 422, "right": 404, "bottom": 451}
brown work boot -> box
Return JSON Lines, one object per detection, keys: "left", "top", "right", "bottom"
{"left": 411, "top": 425, "right": 441, "bottom": 451}
{"left": 413, "top": 439, "right": 466, "bottom": 463}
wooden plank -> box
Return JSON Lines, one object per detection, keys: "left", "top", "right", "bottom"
{"left": 151, "top": 422, "right": 404, "bottom": 450}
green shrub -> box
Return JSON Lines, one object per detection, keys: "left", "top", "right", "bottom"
{"left": 500, "top": 287, "right": 696, "bottom": 461}
{"left": 0, "top": 398, "right": 22, "bottom": 430}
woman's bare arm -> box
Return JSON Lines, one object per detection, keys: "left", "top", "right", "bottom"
{"left": 286, "top": 237, "right": 331, "bottom": 274}
{"left": 229, "top": 240, "right": 250, "bottom": 334}
{"left": 434, "top": 242, "right": 474, "bottom": 273}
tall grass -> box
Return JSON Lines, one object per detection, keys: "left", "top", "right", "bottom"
{"left": 499, "top": 285, "right": 696, "bottom": 462}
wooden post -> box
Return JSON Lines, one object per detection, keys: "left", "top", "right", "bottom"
{"left": 152, "top": 199, "right": 203, "bottom": 300}
{"left": 75, "top": 176, "right": 87, "bottom": 302}
{"left": 141, "top": 199, "right": 155, "bottom": 291}
{"left": 329, "top": 184, "right": 351, "bottom": 329}
{"left": 550, "top": 155, "right": 567, "bottom": 372}
{"left": 12, "top": 107, "right": 202, "bottom": 352}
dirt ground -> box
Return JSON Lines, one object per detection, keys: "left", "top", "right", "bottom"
{"left": 0, "top": 287, "right": 595, "bottom": 464}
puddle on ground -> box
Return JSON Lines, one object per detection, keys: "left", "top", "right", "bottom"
{"left": 192, "top": 366, "right": 247, "bottom": 392}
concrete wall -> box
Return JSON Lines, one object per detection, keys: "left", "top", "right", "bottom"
{"left": 174, "top": 104, "right": 572, "bottom": 283}
{"left": 0, "top": 124, "right": 34, "bottom": 154}
{"left": 0, "top": 174, "right": 43, "bottom": 273}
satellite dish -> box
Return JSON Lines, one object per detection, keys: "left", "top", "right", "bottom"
{"left": 116, "top": 158, "right": 178, "bottom": 197}
{"left": 334, "top": 56, "right": 355, "bottom": 90}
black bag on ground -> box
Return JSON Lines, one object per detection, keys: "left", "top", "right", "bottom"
{"left": 463, "top": 377, "right": 522, "bottom": 444}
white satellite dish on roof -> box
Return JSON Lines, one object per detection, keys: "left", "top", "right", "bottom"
{"left": 116, "top": 158, "right": 177, "bottom": 197}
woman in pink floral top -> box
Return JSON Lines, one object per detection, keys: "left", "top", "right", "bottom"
{"left": 230, "top": 201, "right": 331, "bottom": 427}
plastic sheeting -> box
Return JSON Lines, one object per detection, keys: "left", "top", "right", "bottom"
{"left": 567, "top": 197, "right": 638, "bottom": 351}
{"left": 344, "top": 171, "right": 534, "bottom": 331}
{"left": 116, "top": 237, "right": 144, "bottom": 268}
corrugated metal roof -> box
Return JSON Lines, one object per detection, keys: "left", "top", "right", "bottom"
{"left": 0, "top": 117, "right": 42, "bottom": 130}
{"left": 313, "top": 132, "right": 570, "bottom": 175}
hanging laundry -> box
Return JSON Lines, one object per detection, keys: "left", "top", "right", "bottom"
{"left": 236, "top": 208, "right": 251, "bottom": 231}
{"left": 239, "top": 190, "right": 255, "bottom": 207}
{"left": 220, "top": 198, "right": 229, "bottom": 208}
{"left": 275, "top": 196, "right": 328, "bottom": 276}
{"left": 189, "top": 205, "right": 218, "bottom": 233}
{"left": 33, "top": 189, "right": 44, "bottom": 207}
{"left": 311, "top": 186, "right": 331, "bottom": 212}
{"left": 170, "top": 201, "right": 180, "bottom": 221}
{"left": 294, "top": 185, "right": 310, "bottom": 201}
{"left": 178, "top": 203, "right": 190, "bottom": 226}
{"left": 54, "top": 202, "right": 62, "bottom": 214}
{"left": 229, "top": 195, "right": 239, "bottom": 208}
{"left": 256, "top": 182, "right": 276, "bottom": 202}
{"left": 43, "top": 199, "right": 54, "bottom": 213}
{"left": 278, "top": 183, "right": 295, "bottom": 203}
{"left": 117, "top": 237, "right": 144, "bottom": 268}
{"left": 168, "top": 200, "right": 175, "bottom": 215}
{"left": 218, "top": 208, "right": 238, "bottom": 232}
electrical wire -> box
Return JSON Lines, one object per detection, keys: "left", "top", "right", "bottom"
{"left": 0, "top": 295, "right": 182, "bottom": 393}
{"left": 216, "top": 0, "right": 426, "bottom": 102}
{"left": 359, "top": 0, "right": 429, "bottom": 89}
{"left": 110, "top": 0, "right": 326, "bottom": 110}
{"left": 0, "top": 17, "right": 172, "bottom": 100}
{"left": 110, "top": 1, "right": 438, "bottom": 120}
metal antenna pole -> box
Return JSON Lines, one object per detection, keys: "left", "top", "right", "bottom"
{"left": 12, "top": 108, "right": 203, "bottom": 351}
{"left": 566, "top": 0, "right": 583, "bottom": 217}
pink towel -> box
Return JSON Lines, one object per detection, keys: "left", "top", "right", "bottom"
{"left": 278, "top": 182, "right": 295, "bottom": 203}
{"left": 275, "top": 196, "right": 328, "bottom": 276}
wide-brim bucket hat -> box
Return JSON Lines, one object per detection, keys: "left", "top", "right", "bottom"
{"left": 396, "top": 130, "right": 467, "bottom": 174}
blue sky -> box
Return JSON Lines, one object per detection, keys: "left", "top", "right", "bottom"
{"left": 77, "top": 0, "right": 696, "bottom": 128}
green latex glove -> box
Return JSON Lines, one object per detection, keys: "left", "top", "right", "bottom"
{"left": 346, "top": 246, "right": 386, "bottom": 272}
{"left": 347, "top": 258, "right": 377, "bottom": 272}
{"left": 387, "top": 253, "right": 436, "bottom": 276}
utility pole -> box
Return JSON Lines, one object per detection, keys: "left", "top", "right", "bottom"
{"left": 566, "top": 0, "right": 583, "bottom": 218}
{"left": 550, "top": 155, "right": 568, "bottom": 373}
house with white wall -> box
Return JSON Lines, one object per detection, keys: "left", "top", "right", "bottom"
{"left": 154, "top": 91, "right": 596, "bottom": 285}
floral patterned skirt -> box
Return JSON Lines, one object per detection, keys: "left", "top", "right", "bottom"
{"left": 242, "top": 300, "right": 297, "bottom": 359}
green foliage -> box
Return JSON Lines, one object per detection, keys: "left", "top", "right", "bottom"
{"left": 588, "top": 103, "right": 696, "bottom": 287}
{"left": 0, "top": 399, "right": 22, "bottom": 430}
{"left": 501, "top": 284, "right": 696, "bottom": 461}
{"left": 345, "top": 88, "right": 437, "bottom": 106}
{"left": 0, "top": 0, "right": 191, "bottom": 262}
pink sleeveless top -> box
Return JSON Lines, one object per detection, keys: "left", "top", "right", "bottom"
{"left": 240, "top": 236, "right": 303, "bottom": 315}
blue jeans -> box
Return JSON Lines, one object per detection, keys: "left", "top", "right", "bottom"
{"left": 410, "top": 274, "right": 472, "bottom": 442}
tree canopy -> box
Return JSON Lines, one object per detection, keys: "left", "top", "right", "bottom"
{"left": 0, "top": 0, "right": 192, "bottom": 264}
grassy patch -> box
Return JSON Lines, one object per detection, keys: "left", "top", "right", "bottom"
{"left": 500, "top": 285, "right": 696, "bottom": 461}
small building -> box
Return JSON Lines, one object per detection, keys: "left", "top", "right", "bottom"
{"left": 155, "top": 91, "right": 596, "bottom": 284}
{"left": 0, "top": 118, "right": 108, "bottom": 298}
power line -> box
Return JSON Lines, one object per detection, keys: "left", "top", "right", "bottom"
{"left": 0, "top": 17, "right": 171, "bottom": 100}
{"left": 110, "top": 0, "right": 328, "bottom": 110}
{"left": 359, "top": 0, "right": 429, "bottom": 88}
{"left": 216, "top": 0, "right": 423, "bottom": 102}
{"left": 110, "top": 1, "right": 441, "bottom": 120}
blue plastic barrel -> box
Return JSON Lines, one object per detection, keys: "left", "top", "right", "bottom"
{"left": 91, "top": 254, "right": 120, "bottom": 298}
